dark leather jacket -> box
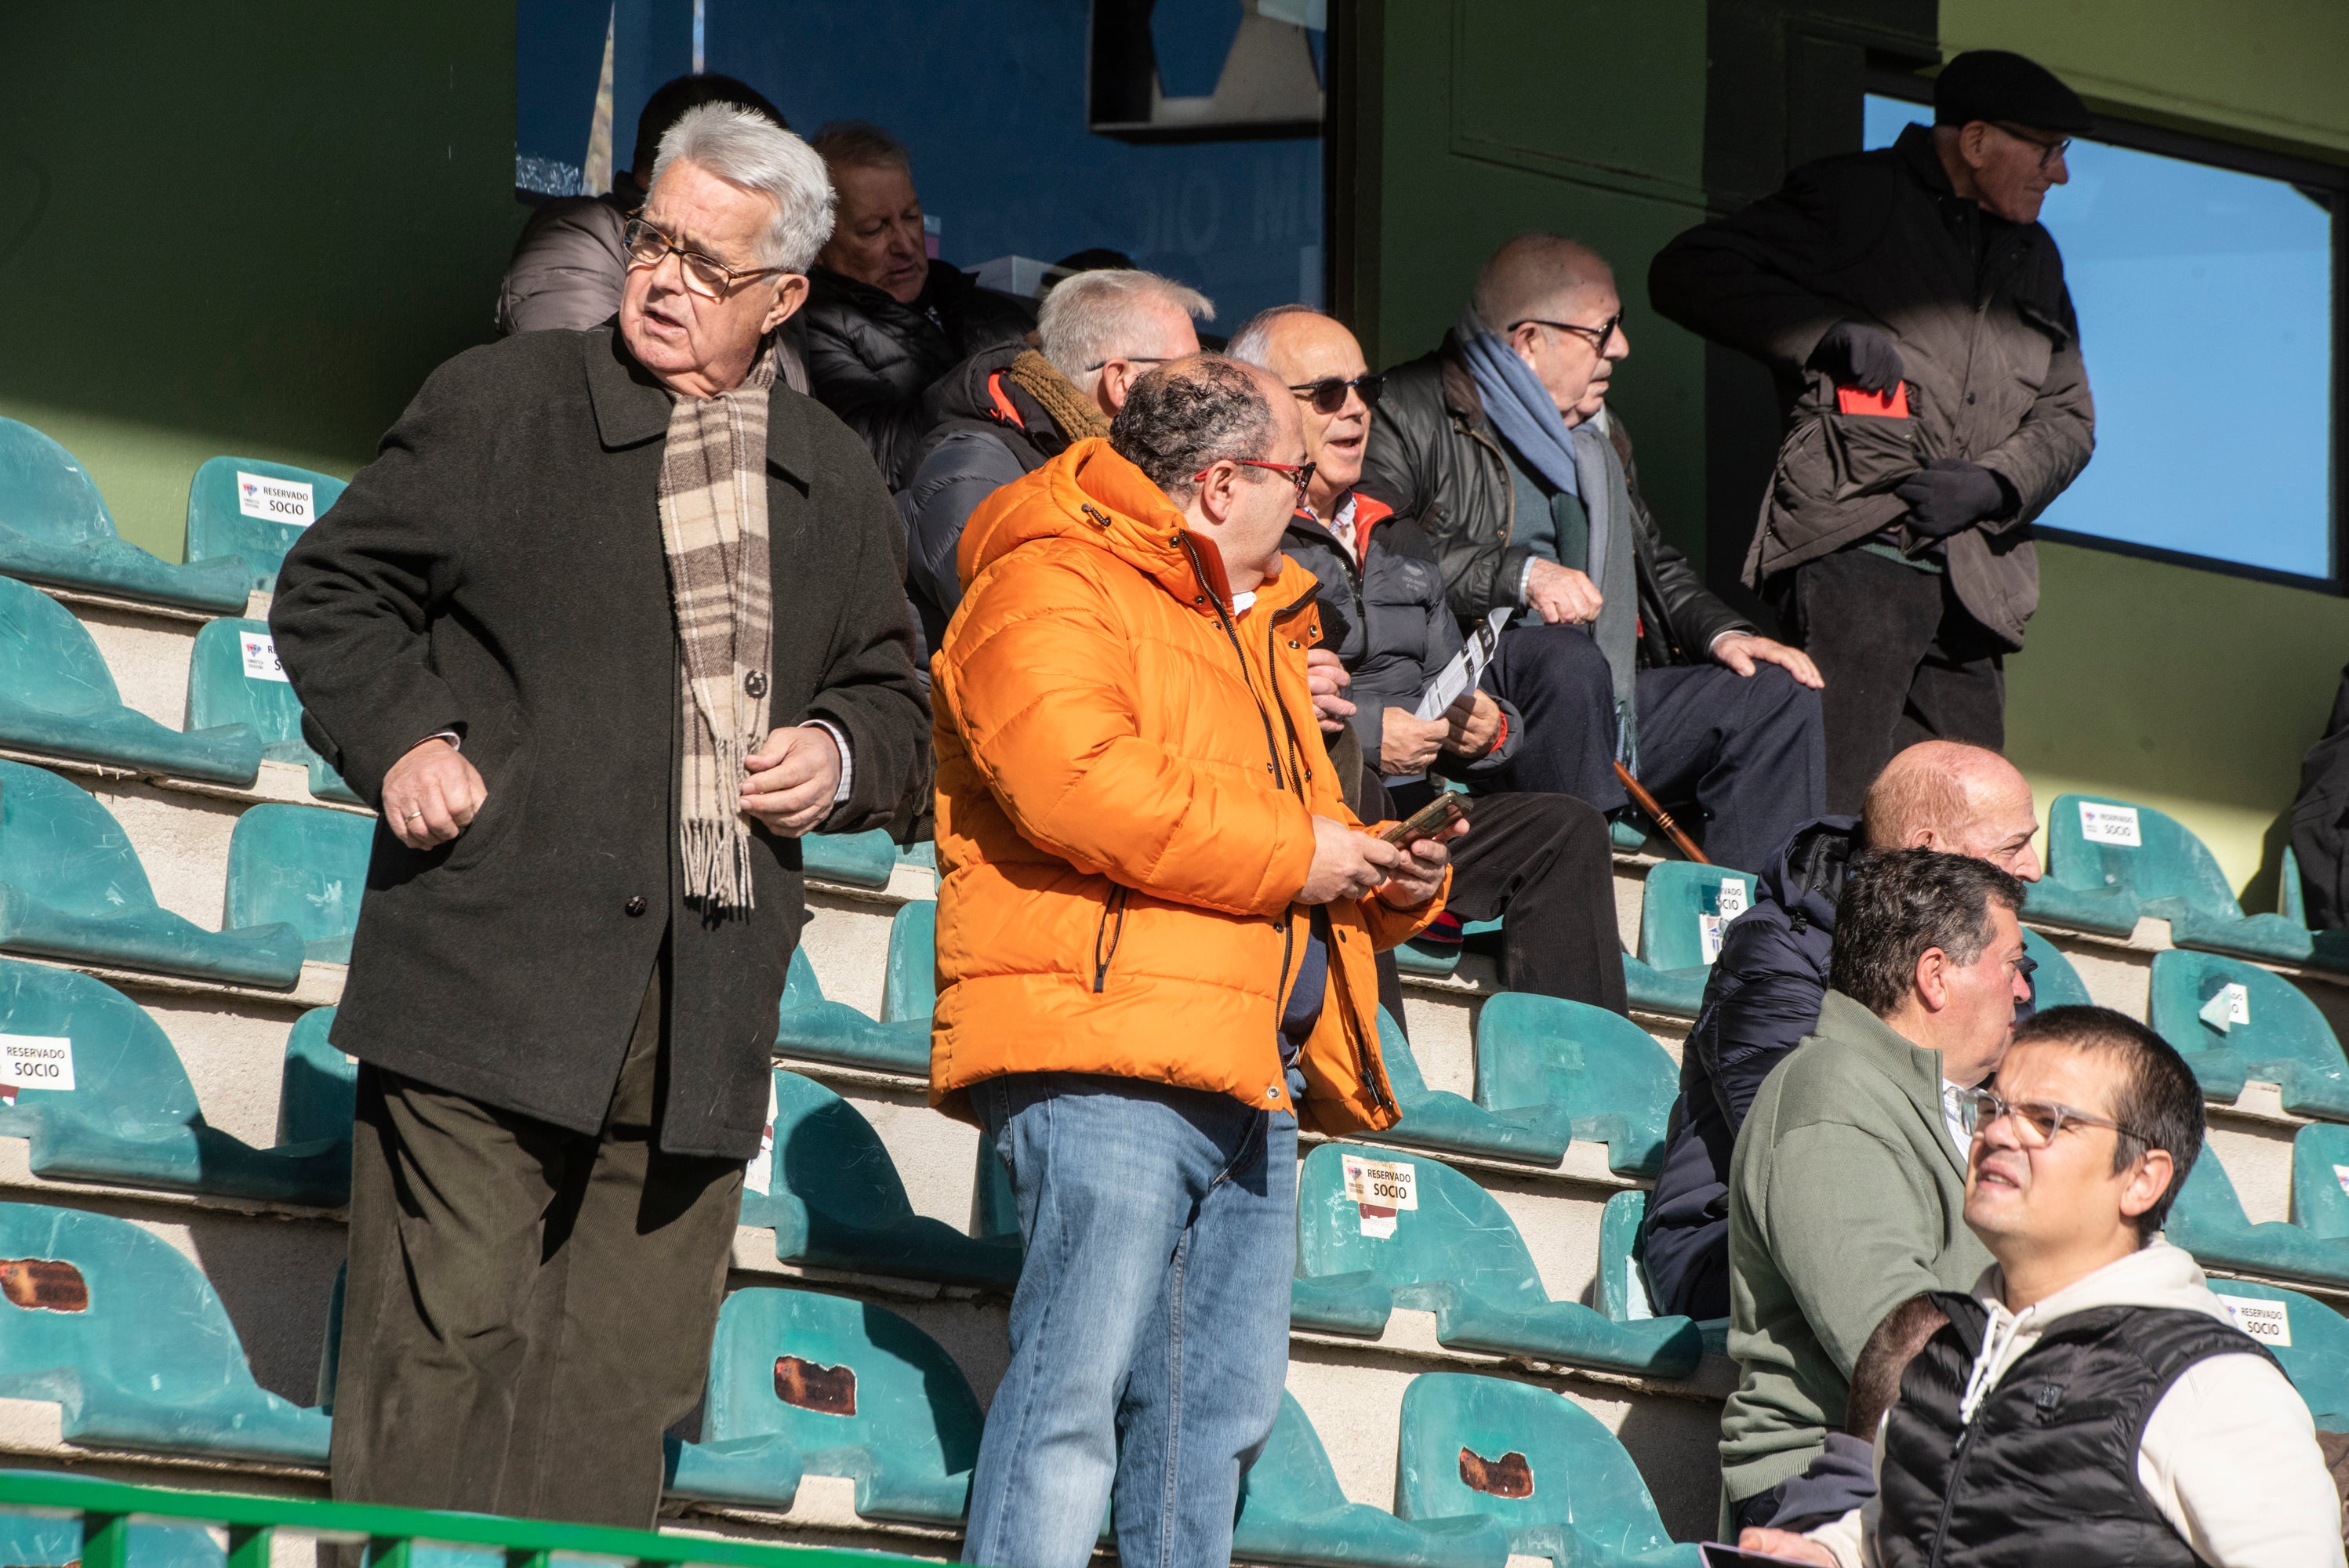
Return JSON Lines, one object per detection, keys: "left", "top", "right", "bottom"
{"left": 801, "top": 260, "right": 1033, "bottom": 487}
{"left": 1356, "top": 333, "right": 1751, "bottom": 665}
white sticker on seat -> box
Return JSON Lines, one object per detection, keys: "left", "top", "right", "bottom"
{"left": 2216, "top": 1293, "right": 2292, "bottom": 1347}
{"left": 1344, "top": 1152, "right": 1414, "bottom": 1236}
{"left": 1624, "top": 1258, "right": 1654, "bottom": 1321}
{"left": 742, "top": 1077, "right": 778, "bottom": 1196}
{"left": 2334, "top": 1163, "right": 2349, "bottom": 1201}
{"left": 1716, "top": 878, "right": 1749, "bottom": 920}
{"left": 240, "top": 630, "right": 291, "bottom": 684}
{"left": 0, "top": 1034, "right": 74, "bottom": 1094}
{"left": 1697, "top": 913, "right": 1724, "bottom": 965}
{"left": 236, "top": 471, "right": 316, "bottom": 526}
{"left": 2195, "top": 982, "right": 2250, "bottom": 1033}
{"left": 2078, "top": 802, "right": 2141, "bottom": 847}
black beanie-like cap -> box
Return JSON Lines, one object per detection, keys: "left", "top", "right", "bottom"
{"left": 1933, "top": 49, "right": 2093, "bottom": 134}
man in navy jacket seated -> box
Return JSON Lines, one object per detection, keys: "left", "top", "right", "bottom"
{"left": 1642, "top": 741, "right": 2042, "bottom": 1318}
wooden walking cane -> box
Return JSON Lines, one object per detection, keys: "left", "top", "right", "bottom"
{"left": 1614, "top": 760, "right": 1712, "bottom": 865}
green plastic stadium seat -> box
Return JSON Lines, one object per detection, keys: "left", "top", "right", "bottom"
{"left": 2166, "top": 1128, "right": 2349, "bottom": 1290}
{"left": 2019, "top": 927, "right": 2093, "bottom": 1009}
{"left": 0, "top": 577, "right": 260, "bottom": 785}
{"left": 2148, "top": 950, "right": 2349, "bottom": 1120}
{"left": 1610, "top": 819, "right": 1650, "bottom": 854}
{"left": 1394, "top": 938, "right": 1462, "bottom": 979}
{"left": 739, "top": 1070, "right": 1019, "bottom": 1288}
{"left": 0, "top": 760, "right": 303, "bottom": 987}
{"left": 1621, "top": 862, "right": 1758, "bottom": 1018}
{"left": 1234, "top": 1391, "right": 1511, "bottom": 1568}
{"left": 0, "top": 1199, "right": 331, "bottom": 1461}
{"left": 1472, "top": 993, "right": 1678, "bottom": 1177}
{"left": 184, "top": 619, "right": 358, "bottom": 804}
{"left": 223, "top": 803, "right": 372, "bottom": 965}
{"left": 0, "top": 960, "right": 351, "bottom": 1206}
{"left": 773, "top": 903, "right": 932, "bottom": 1074}
{"left": 2035, "top": 793, "right": 2312, "bottom": 960}
{"left": 1596, "top": 1190, "right": 1727, "bottom": 1356}
{"left": 666, "top": 1284, "right": 982, "bottom": 1523}
{"left": 2279, "top": 846, "right": 2349, "bottom": 978}
{"left": 1373, "top": 1007, "right": 1571, "bottom": 1166}
{"left": 2191, "top": 1275, "right": 2349, "bottom": 1432}
{"left": 1394, "top": 1373, "right": 1698, "bottom": 1568}
{"left": 801, "top": 829, "right": 897, "bottom": 890}
{"left": 0, "top": 420, "right": 252, "bottom": 613}
{"left": 0, "top": 1503, "right": 223, "bottom": 1568}
{"left": 182, "top": 456, "right": 347, "bottom": 598}
{"left": 1295, "top": 1143, "right": 1702, "bottom": 1377}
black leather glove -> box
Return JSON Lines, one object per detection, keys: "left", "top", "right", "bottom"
{"left": 1808, "top": 320, "right": 1905, "bottom": 394}
{"left": 1895, "top": 458, "right": 2012, "bottom": 538}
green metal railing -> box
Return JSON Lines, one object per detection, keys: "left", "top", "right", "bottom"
{"left": 0, "top": 1470, "right": 918, "bottom": 1568}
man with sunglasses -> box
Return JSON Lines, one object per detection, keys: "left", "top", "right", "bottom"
{"left": 1652, "top": 49, "right": 2097, "bottom": 818}
{"left": 1232, "top": 304, "right": 1628, "bottom": 1016}
{"left": 1721, "top": 848, "right": 2030, "bottom": 1528}
{"left": 1742, "top": 1007, "right": 2343, "bottom": 1566}
{"left": 1360, "top": 234, "right": 1826, "bottom": 875}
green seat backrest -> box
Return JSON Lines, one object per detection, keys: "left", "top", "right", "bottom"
{"left": 0, "top": 958, "right": 201, "bottom": 1131}
{"left": 2197, "top": 1274, "right": 2349, "bottom": 1428}
{"left": 1638, "top": 861, "right": 1758, "bottom": 972}
{"left": 0, "top": 420, "right": 123, "bottom": 554}
{"left": 1395, "top": 1371, "right": 1678, "bottom": 1561}
{"left": 2149, "top": 949, "right": 2347, "bottom": 1108}
{"left": 880, "top": 899, "right": 936, "bottom": 1023}
{"left": 801, "top": 829, "right": 897, "bottom": 891}
{"left": 700, "top": 1284, "right": 983, "bottom": 1487}
{"left": 1298, "top": 1143, "right": 1545, "bottom": 1309}
{"left": 186, "top": 619, "right": 308, "bottom": 753}
{"left": 1376, "top": 1006, "right": 1434, "bottom": 1101}
{"left": 2019, "top": 928, "right": 2093, "bottom": 1010}
{"left": 0, "top": 422, "right": 249, "bottom": 613}
{"left": 223, "top": 804, "right": 372, "bottom": 961}
{"left": 0, "top": 1199, "right": 325, "bottom": 1450}
{"left": 1596, "top": 1190, "right": 1651, "bottom": 1322}
{"left": 2293, "top": 1123, "right": 2349, "bottom": 1240}
{"left": 2048, "top": 793, "right": 2242, "bottom": 922}
{"left": 764, "top": 1071, "right": 924, "bottom": 1232}
{"left": 183, "top": 457, "right": 346, "bottom": 594}
{"left": 2172, "top": 1148, "right": 2256, "bottom": 1236}
{"left": 1236, "top": 1392, "right": 1352, "bottom": 1519}
{"left": 0, "top": 576, "right": 123, "bottom": 717}
{"left": 0, "top": 760, "right": 164, "bottom": 920}
{"left": 278, "top": 1007, "right": 358, "bottom": 1149}
{"left": 1472, "top": 993, "right": 1676, "bottom": 1174}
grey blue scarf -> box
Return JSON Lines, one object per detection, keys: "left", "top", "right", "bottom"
{"left": 1459, "top": 309, "right": 1639, "bottom": 765}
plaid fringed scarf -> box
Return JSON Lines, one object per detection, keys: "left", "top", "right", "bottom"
{"left": 656, "top": 347, "right": 779, "bottom": 913}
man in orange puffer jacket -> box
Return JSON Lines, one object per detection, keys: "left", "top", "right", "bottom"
{"left": 933, "top": 356, "right": 1460, "bottom": 1568}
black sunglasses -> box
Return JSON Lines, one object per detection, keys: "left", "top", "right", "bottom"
{"left": 1287, "top": 374, "right": 1385, "bottom": 416}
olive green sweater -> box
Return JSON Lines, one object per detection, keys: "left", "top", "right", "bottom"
{"left": 1719, "top": 990, "right": 1995, "bottom": 1504}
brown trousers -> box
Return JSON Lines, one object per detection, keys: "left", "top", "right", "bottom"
{"left": 329, "top": 944, "right": 746, "bottom": 1526}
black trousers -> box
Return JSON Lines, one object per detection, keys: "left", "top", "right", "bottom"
{"left": 330, "top": 935, "right": 746, "bottom": 1526}
{"left": 1369, "top": 765, "right": 1628, "bottom": 1014}
{"left": 1772, "top": 546, "right": 2007, "bottom": 815}
{"left": 1485, "top": 622, "right": 1826, "bottom": 876}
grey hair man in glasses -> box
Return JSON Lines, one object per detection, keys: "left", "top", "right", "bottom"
{"left": 1359, "top": 231, "right": 1826, "bottom": 875}
{"left": 273, "top": 103, "right": 924, "bottom": 1525}
{"left": 1719, "top": 848, "right": 2031, "bottom": 1528}
{"left": 1745, "top": 1005, "right": 2344, "bottom": 1566}
{"left": 1652, "top": 49, "right": 2097, "bottom": 818}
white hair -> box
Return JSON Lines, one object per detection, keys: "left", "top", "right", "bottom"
{"left": 651, "top": 103, "right": 836, "bottom": 272}
{"left": 1037, "top": 269, "right": 1214, "bottom": 382}
{"left": 1225, "top": 303, "right": 1327, "bottom": 369}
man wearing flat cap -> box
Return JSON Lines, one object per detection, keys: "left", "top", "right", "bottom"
{"left": 272, "top": 104, "right": 925, "bottom": 1525}
{"left": 1651, "top": 49, "right": 2096, "bottom": 814}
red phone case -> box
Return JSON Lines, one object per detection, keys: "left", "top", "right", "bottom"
{"left": 1836, "top": 383, "right": 1911, "bottom": 418}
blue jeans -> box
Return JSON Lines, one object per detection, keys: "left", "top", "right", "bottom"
{"left": 962, "top": 1072, "right": 1298, "bottom": 1568}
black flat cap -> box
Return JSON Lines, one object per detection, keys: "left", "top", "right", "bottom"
{"left": 1934, "top": 49, "right": 2093, "bottom": 134}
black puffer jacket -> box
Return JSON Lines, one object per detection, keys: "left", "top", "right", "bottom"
{"left": 895, "top": 343, "right": 1080, "bottom": 651}
{"left": 1277, "top": 495, "right": 1520, "bottom": 777}
{"left": 1648, "top": 122, "right": 2095, "bottom": 650}
{"left": 801, "top": 260, "right": 1033, "bottom": 486}
{"left": 1356, "top": 336, "right": 1750, "bottom": 662}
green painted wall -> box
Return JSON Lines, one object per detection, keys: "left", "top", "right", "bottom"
{"left": 1360, "top": 1, "right": 1714, "bottom": 568}
{"left": 1942, "top": 0, "right": 2349, "bottom": 895}
{"left": 0, "top": 5, "right": 519, "bottom": 560}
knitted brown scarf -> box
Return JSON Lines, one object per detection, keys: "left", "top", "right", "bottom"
{"left": 1003, "top": 350, "right": 1111, "bottom": 441}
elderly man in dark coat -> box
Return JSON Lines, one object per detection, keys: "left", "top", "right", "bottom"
{"left": 1650, "top": 49, "right": 2096, "bottom": 815}
{"left": 271, "top": 104, "right": 926, "bottom": 1526}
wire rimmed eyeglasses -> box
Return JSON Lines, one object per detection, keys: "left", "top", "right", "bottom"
{"left": 623, "top": 217, "right": 791, "bottom": 299}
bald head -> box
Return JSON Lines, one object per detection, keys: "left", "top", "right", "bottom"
{"left": 1472, "top": 234, "right": 1614, "bottom": 330}
{"left": 1862, "top": 742, "right": 2042, "bottom": 881}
